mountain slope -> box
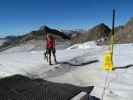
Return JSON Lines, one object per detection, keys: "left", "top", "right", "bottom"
{"left": 116, "top": 17, "right": 133, "bottom": 43}
{"left": 71, "top": 23, "right": 111, "bottom": 43}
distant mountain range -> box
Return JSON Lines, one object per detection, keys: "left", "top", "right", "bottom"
{"left": 1, "top": 17, "right": 133, "bottom": 50}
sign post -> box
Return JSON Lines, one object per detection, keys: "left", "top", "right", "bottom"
{"left": 102, "top": 9, "right": 115, "bottom": 72}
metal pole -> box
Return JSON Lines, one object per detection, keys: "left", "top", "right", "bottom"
{"left": 111, "top": 9, "right": 115, "bottom": 65}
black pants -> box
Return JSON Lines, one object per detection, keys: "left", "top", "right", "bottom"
{"left": 46, "top": 48, "right": 57, "bottom": 65}
{"left": 47, "top": 48, "right": 56, "bottom": 54}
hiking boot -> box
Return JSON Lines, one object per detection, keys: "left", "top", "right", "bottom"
{"left": 49, "top": 63, "right": 53, "bottom": 65}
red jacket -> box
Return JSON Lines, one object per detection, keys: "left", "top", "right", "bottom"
{"left": 47, "top": 38, "right": 55, "bottom": 49}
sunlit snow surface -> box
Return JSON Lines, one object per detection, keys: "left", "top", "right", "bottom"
{"left": 0, "top": 41, "right": 133, "bottom": 100}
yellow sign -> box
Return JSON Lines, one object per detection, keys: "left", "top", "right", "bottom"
{"left": 102, "top": 51, "right": 113, "bottom": 72}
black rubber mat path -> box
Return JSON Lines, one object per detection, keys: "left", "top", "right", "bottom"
{"left": 0, "top": 75, "right": 100, "bottom": 100}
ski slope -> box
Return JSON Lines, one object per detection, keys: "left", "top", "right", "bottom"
{"left": 0, "top": 41, "right": 133, "bottom": 100}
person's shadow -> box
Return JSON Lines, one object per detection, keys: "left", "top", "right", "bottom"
{"left": 44, "top": 59, "right": 99, "bottom": 78}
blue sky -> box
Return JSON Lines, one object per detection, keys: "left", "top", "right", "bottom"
{"left": 0, "top": 0, "right": 133, "bottom": 37}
